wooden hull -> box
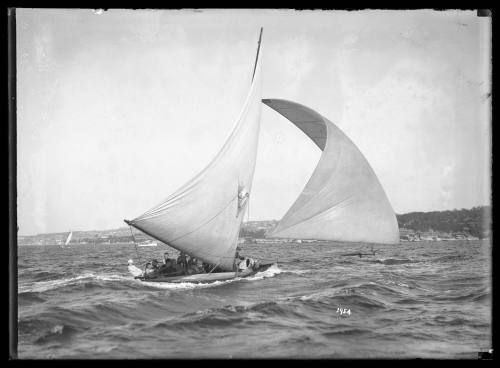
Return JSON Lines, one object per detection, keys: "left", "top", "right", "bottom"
{"left": 136, "top": 262, "right": 276, "bottom": 283}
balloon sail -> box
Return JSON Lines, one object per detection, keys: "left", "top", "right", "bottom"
{"left": 125, "top": 29, "right": 264, "bottom": 270}
{"left": 262, "top": 99, "right": 399, "bottom": 244}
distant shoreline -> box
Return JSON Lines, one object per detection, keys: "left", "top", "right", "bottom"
{"left": 17, "top": 237, "right": 489, "bottom": 247}
{"left": 17, "top": 206, "right": 490, "bottom": 245}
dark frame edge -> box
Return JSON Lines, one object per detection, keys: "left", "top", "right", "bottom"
{"left": 8, "top": 7, "right": 18, "bottom": 360}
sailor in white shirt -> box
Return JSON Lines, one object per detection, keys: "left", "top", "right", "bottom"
{"left": 238, "top": 257, "right": 256, "bottom": 271}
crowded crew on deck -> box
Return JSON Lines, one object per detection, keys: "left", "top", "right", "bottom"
{"left": 139, "top": 248, "right": 258, "bottom": 279}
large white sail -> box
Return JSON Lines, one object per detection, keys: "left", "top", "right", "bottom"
{"left": 65, "top": 231, "right": 73, "bottom": 246}
{"left": 263, "top": 99, "right": 399, "bottom": 244}
{"left": 126, "top": 30, "right": 263, "bottom": 270}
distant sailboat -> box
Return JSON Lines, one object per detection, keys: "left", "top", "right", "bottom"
{"left": 61, "top": 231, "right": 72, "bottom": 248}
{"left": 125, "top": 28, "right": 274, "bottom": 283}
{"left": 262, "top": 99, "right": 400, "bottom": 244}
{"left": 137, "top": 240, "right": 158, "bottom": 247}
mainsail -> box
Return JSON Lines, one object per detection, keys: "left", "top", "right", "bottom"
{"left": 64, "top": 231, "right": 73, "bottom": 246}
{"left": 125, "top": 29, "right": 264, "bottom": 270}
{"left": 262, "top": 99, "right": 399, "bottom": 244}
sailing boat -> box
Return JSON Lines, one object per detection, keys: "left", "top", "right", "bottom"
{"left": 61, "top": 231, "right": 73, "bottom": 248}
{"left": 125, "top": 28, "right": 274, "bottom": 283}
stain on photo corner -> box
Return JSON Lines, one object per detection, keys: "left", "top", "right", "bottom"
{"left": 477, "top": 9, "right": 492, "bottom": 17}
{"left": 478, "top": 349, "right": 493, "bottom": 360}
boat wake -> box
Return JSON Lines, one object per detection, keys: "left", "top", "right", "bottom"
{"left": 137, "top": 264, "right": 282, "bottom": 290}
{"left": 281, "top": 269, "right": 311, "bottom": 275}
{"left": 19, "top": 264, "right": 282, "bottom": 295}
{"left": 244, "top": 263, "right": 281, "bottom": 280}
{"left": 364, "top": 257, "right": 418, "bottom": 265}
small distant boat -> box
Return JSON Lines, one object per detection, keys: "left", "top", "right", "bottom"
{"left": 137, "top": 240, "right": 158, "bottom": 247}
{"left": 61, "top": 231, "right": 72, "bottom": 248}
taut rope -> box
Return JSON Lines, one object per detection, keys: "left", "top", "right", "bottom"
{"left": 128, "top": 224, "right": 143, "bottom": 264}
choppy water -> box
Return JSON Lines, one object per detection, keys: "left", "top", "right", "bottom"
{"left": 17, "top": 240, "right": 491, "bottom": 359}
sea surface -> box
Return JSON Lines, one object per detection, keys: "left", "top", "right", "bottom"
{"left": 17, "top": 240, "right": 491, "bottom": 359}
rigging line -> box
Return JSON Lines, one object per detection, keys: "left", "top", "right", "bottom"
{"left": 129, "top": 225, "right": 142, "bottom": 264}
{"left": 208, "top": 262, "right": 221, "bottom": 275}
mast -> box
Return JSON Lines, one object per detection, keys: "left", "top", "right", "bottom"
{"left": 252, "top": 27, "right": 263, "bottom": 82}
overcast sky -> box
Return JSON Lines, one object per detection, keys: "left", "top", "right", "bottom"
{"left": 16, "top": 9, "right": 491, "bottom": 236}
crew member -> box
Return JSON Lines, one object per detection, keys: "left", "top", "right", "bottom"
{"left": 151, "top": 259, "right": 160, "bottom": 270}
{"left": 238, "top": 256, "right": 248, "bottom": 271}
{"left": 177, "top": 252, "right": 188, "bottom": 273}
{"left": 234, "top": 248, "right": 243, "bottom": 271}
{"left": 186, "top": 257, "right": 202, "bottom": 274}
{"left": 144, "top": 261, "right": 154, "bottom": 275}
{"left": 159, "top": 252, "right": 175, "bottom": 274}
{"left": 202, "top": 262, "right": 211, "bottom": 273}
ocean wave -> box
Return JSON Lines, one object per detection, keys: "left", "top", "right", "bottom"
{"left": 281, "top": 269, "right": 311, "bottom": 275}
{"left": 370, "top": 258, "right": 418, "bottom": 265}
{"left": 433, "top": 254, "right": 472, "bottom": 263}
{"left": 150, "top": 299, "right": 307, "bottom": 331}
{"left": 18, "top": 291, "right": 47, "bottom": 305}
{"left": 280, "top": 335, "right": 318, "bottom": 346}
{"left": 279, "top": 282, "right": 403, "bottom": 312}
{"left": 471, "top": 291, "right": 491, "bottom": 302}
{"left": 18, "top": 318, "right": 51, "bottom": 336}
{"left": 18, "top": 313, "right": 84, "bottom": 347}
{"left": 34, "top": 324, "right": 80, "bottom": 345}
{"left": 29, "top": 270, "right": 68, "bottom": 282}
{"left": 18, "top": 273, "right": 135, "bottom": 294}
{"left": 431, "top": 289, "right": 491, "bottom": 303}
{"left": 321, "top": 328, "right": 374, "bottom": 337}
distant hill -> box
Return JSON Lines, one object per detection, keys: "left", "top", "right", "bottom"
{"left": 238, "top": 206, "right": 492, "bottom": 239}
{"left": 396, "top": 206, "right": 491, "bottom": 239}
